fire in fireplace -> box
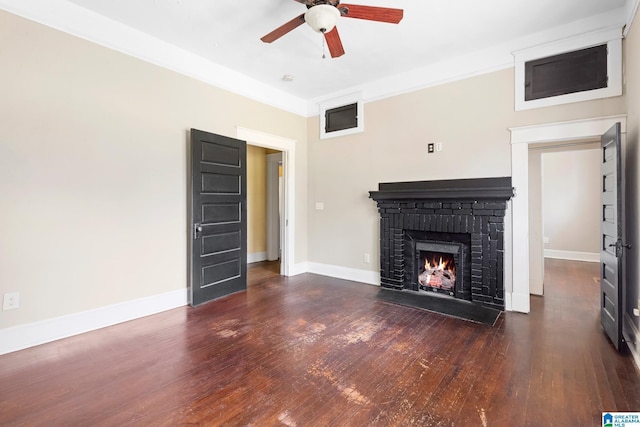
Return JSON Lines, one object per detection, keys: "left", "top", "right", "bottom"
{"left": 413, "top": 238, "right": 466, "bottom": 299}
{"left": 418, "top": 251, "right": 456, "bottom": 294}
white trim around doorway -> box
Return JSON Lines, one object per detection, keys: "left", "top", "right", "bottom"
{"left": 236, "top": 127, "right": 296, "bottom": 276}
{"left": 507, "top": 115, "right": 627, "bottom": 313}
{"left": 266, "top": 152, "right": 283, "bottom": 262}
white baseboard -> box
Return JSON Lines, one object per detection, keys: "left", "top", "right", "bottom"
{"left": 247, "top": 251, "right": 267, "bottom": 264}
{"left": 544, "top": 249, "right": 599, "bottom": 263}
{"left": 306, "top": 262, "right": 380, "bottom": 285}
{"left": 629, "top": 342, "right": 640, "bottom": 374}
{"left": 289, "top": 262, "right": 309, "bottom": 276}
{"left": 624, "top": 314, "right": 640, "bottom": 372}
{"left": 506, "top": 291, "right": 530, "bottom": 313}
{"left": 0, "top": 288, "right": 188, "bottom": 356}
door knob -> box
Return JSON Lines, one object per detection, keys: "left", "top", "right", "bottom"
{"left": 194, "top": 223, "right": 203, "bottom": 239}
{"left": 609, "top": 240, "right": 632, "bottom": 257}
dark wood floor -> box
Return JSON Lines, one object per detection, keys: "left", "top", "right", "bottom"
{"left": 1, "top": 259, "right": 638, "bottom": 426}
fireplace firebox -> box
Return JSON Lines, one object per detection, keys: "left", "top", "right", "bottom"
{"left": 418, "top": 245, "right": 458, "bottom": 293}
{"left": 370, "top": 178, "right": 514, "bottom": 311}
{"left": 405, "top": 230, "right": 471, "bottom": 301}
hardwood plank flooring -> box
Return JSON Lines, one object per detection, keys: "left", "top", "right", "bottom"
{"left": 1, "top": 259, "right": 639, "bottom": 426}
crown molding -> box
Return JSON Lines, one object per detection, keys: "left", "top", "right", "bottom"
{"left": 0, "top": 0, "right": 309, "bottom": 116}
{"left": 310, "top": 8, "right": 627, "bottom": 115}
{"left": 0, "top": 1, "right": 630, "bottom": 118}
{"left": 625, "top": 0, "right": 640, "bottom": 36}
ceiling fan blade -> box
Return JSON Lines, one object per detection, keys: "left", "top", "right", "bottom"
{"left": 324, "top": 27, "right": 345, "bottom": 58}
{"left": 260, "top": 13, "right": 306, "bottom": 43}
{"left": 338, "top": 4, "right": 403, "bottom": 23}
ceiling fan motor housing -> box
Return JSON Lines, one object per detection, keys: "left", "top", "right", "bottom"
{"left": 304, "top": 4, "right": 341, "bottom": 33}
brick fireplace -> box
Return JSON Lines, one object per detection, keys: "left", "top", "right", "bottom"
{"left": 369, "top": 177, "right": 514, "bottom": 311}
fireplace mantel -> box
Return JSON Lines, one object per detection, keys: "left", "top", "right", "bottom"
{"left": 369, "top": 177, "right": 514, "bottom": 311}
{"left": 369, "top": 177, "right": 514, "bottom": 202}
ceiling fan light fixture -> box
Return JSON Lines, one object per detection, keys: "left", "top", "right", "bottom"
{"left": 304, "top": 4, "right": 340, "bottom": 33}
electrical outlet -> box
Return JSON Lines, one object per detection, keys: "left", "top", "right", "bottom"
{"left": 3, "top": 292, "right": 19, "bottom": 310}
{"left": 427, "top": 143, "right": 434, "bottom": 153}
{"left": 364, "top": 253, "right": 370, "bottom": 263}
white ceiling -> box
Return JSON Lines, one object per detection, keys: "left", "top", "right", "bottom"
{"left": 0, "top": 0, "right": 634, "bottom": 115}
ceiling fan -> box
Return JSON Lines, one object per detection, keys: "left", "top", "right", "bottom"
{"left": 260, "top": 0, "right": 404, "bottom": 58}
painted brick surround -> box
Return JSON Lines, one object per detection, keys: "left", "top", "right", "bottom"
{"left": 370, "top": 178, "right": 514, "bottom": 310}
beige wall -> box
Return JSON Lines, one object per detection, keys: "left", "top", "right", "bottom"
{"left": 247, "top": 145, "right": 267, "bottom": 255}
{"left": 0, "top": 10, "right": 307, "bottom": 328}
{"left": 624, "top": 7, "right": 640, "bottom": 356}
{"left": 542, "top": 147, "right": 601, "bottom": 253}
{"left": 307, "top": 67, "right": 626, "bottom": 271}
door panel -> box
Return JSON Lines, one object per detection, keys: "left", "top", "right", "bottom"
{"left": 201, "top": 141, "right": 241, "bottom": 166}
{"left": 201, "top": 172, "right": 241, "bottom": 194}
{"left": 202, "top": 231, "right": 242, "bottom": 255}
{"left": 600, "top": 122, "right": 624, "bottom": 350}
{"left": 202, "top": 259, "right": 241, "bottom": 285}
{"left": 190, "top": 129, "right": 247, "bottom": 306}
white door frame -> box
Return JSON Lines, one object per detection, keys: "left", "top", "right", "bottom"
{"left": 237, "top": 127, "right": 296, "bottom": 276}
{"left": 508, "top": 114, "right": 626, "bottom": 313}
{"left": 266, "top": 152, "right": 282, "bottom": 261}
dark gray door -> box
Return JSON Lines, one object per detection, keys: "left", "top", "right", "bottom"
{"left": 600, "top": 122, "right": 626, "bottom": 350}
{"left": 190, "top": 129, "right": 247, "bottom": 306}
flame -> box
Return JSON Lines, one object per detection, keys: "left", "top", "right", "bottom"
{"left": 420, "top": 253, "right": 456, "bottom": 289}
{"left": 423, "top": 255, "right": 455, "bottom": 285}
{"left": 424, "top": 256, "right": 451, "bottom": 271}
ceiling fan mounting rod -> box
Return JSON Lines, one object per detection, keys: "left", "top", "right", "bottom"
{"left": 306, "top": 0, "right": 340, "bottom": 9}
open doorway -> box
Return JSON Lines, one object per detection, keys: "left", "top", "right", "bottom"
{"left": 237, "top": 126, "right": 296, "bottom": 277}
{"left": 246, "top": 146, "right": 284, "bottom": 273}
{"left": 508, "top": 114, "right": 626, "bottom": 313}
{"left": 266, "top": 152, "right": 283, "bottom": 263}
{"left": 528, "top": 141, "right": 601, "bottom": 295}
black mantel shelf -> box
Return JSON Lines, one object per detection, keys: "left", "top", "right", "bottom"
{"left": 369, "top": 177, "right": 514, "bottom": 202}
